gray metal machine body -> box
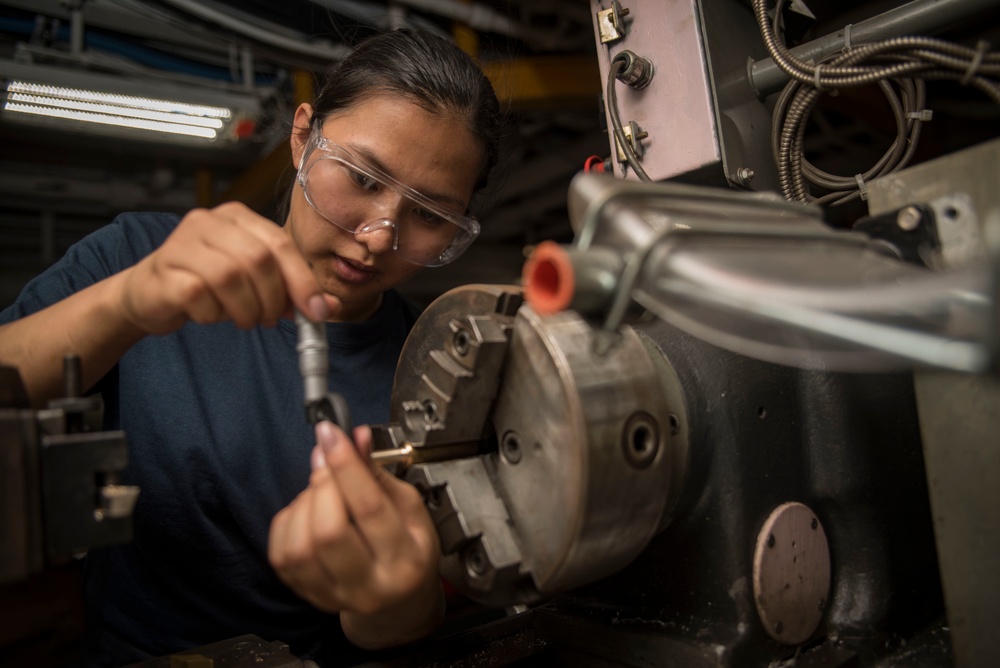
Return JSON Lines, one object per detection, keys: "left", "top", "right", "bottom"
{"left": 367, "top": 135, "right": 998, "bottom": 666}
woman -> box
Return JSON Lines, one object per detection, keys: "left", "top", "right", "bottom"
{"left": 0, "top": 29, "right": 504, "bottom": 666}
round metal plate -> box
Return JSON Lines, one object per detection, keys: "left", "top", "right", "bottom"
{"left": 752, "top": 502, "right": 830, "bottom": 645}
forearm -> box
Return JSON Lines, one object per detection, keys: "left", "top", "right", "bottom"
{"left": 340, "top": 578, "right": 446, "bottom": 651}
{"left": 0, "top": 270, "right": 145, "bottom": 407}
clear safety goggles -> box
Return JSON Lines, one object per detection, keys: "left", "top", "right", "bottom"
{"left": 296, "top": 131, "right": 480, "bottom": 267}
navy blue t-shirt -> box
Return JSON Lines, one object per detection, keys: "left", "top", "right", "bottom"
{"left": 0, "top": 212, "right": 421, "bottom": 666}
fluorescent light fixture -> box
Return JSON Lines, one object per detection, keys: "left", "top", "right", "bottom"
{"left": 2, "top": 80, "right": 237, "bottom": 141}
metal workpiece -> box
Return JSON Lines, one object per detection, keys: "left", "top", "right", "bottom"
{"left": 380, "top": 285, "right": 688, "bottom": 606}
{"left": 529, "top": 173, "right": 996, "bottom": 373}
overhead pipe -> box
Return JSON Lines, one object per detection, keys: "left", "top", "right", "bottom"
{"left": 157, "top": 0, "right": 351, "bottom": 61}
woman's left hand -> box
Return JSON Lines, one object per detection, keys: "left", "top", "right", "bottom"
{"left": 268, "top": 421, "right": 444, "bottom": 649}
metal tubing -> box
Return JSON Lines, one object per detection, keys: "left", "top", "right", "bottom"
{"left": 750, "top": 0, "right": 998, "bottom": 97}
{"left": 560, "top": 173, "right": 994, "bottom": 373}
{"left": 70, "top": 8, "right": 84, "bottom": 56}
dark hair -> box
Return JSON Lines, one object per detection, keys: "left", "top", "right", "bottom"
{"left": 311, "top": 29, "right": 505, "bottom": 191}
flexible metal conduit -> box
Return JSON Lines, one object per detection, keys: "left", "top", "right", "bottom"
{"left": 749, "top": 0, "right": 999, "bottom": 97}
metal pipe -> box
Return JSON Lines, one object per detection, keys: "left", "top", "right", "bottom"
{"left": 158, "top": 0, "right": 350, "bottom": 61}
{"left": 540, "top": 173, "right": 995, "bottom": 373}
{"left": 240, "top": 46, "right": 253, "bottom": 90}
{"left": 70, "top": 6, "right": 84, "bottom": 56}
{"left": 749, "top": 0, "right": 998, "bottom": 97}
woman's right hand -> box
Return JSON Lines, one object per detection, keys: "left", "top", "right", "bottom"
{"left": 119, "top": 202, "right": 337, "bottom": 335}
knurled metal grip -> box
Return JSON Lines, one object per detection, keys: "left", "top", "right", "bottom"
{"left": 295, "top": 310, "right": 328, "bottom": 407}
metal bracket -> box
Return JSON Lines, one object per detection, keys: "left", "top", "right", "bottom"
{"left": 597, "top": 1, "right": 630, "bottom": 44}
{"left": 614, "top": 120, "right": 647, "bottom": 167}
{"left": 852, "top": 204, "right": 940, "bottom": 267}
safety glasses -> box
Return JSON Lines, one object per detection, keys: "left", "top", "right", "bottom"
{"left": 296, "top": 131, "right": 480, "bottom": 267}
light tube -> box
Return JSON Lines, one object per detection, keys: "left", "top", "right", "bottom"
{"left": 6, "top": 81, "right": 232, "bottom": 118}
{"left": 3, "top": 101, "right": 219, "bottom": 139}
{"left": 7, "top": 92, "right": 225, "bottom": 129}
{"left": 2, "top": 80, "right": 238, "bottom": 141}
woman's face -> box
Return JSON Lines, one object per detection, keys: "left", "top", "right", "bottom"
{"left": 287, "top": 94, "right": 483, "bottom": 322}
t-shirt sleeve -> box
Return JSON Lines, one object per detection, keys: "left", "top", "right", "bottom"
{"left": 0, "top": 212, "right": 179, "bottom": 324}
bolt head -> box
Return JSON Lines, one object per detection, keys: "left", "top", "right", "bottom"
{"left": 897, "top": 206, "right": 922, "bottom": 231}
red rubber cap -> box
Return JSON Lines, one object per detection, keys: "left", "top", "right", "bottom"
{"left": 523, "top": 241, "right": 575, "bottom": 315}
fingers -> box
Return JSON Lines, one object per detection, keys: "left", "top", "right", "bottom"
{"left": 163, "top": 218, "right": 275, "bottom": 328}
{"left": 123, "top": 203, "right": 337, "bottom": 335}
{"left": 305, "top": 461, "right": 375, "bottom": 597}
{"left": 270, "top": 421, "right": 440, "bottom": 616}
{"left": 309, "top": 424, "right": 370, "bottom": 471}
{"left": 193, "top": 203, "right": 325, "bottom": 326}
{"left": 315, "top": 422, "right": 409, "bottom": 558}
{"left": 353, "top": 424, "right": 373, "bottom": 459}
{"left": 269, "top": 490, "right": 338, "bottom": 610}
{"left": 233, "top": 207, "right": 334, "bottom": 322}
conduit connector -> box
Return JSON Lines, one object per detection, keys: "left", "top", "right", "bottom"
{"left": 613, "top": 49, "right": 654, "bottom": 89}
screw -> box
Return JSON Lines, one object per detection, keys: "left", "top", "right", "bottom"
{"left": 501, "top": 431, "right": 523, "bottom": 464}
{"left": 811, "top": 517, "right": 818, "bottom": 530}
{"left": 774, "top": 621, "right": 784, "bottom": 634}
{"left": 668, "top": 413, "right": 680, "bottom": 436}
{"left": 453, "top": 329, "right": 470, "bottom": 356}
{"left": 422, "top": 400, "right": 438, "bottom": 426}
{"left": 897, "top": 205, "right": 922, "bottom": 231}
{"left": 819, "top": 597, "right": 827, "bottom": 611}
{"left": 466, "top": 544, "right": 489, "bottom": 576}
{"left": 767, "top": 533, "right": 775, "bottom": 548}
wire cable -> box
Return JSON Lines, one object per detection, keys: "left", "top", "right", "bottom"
{"left": 606, "top": 55, "right": 652, "bottom": 182}
{"left": 754, "top": 0, "right": 1000, "bottom": 205}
